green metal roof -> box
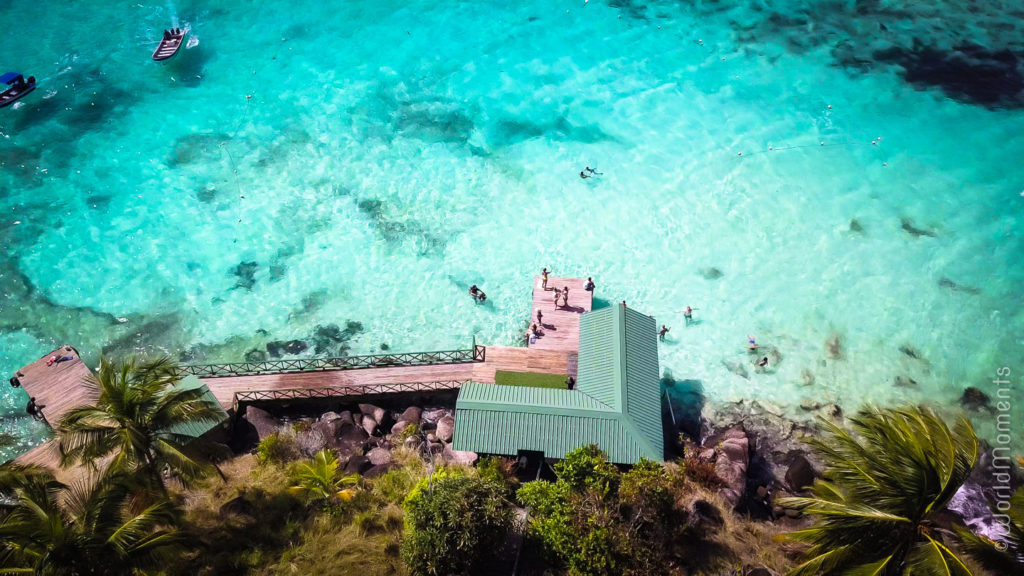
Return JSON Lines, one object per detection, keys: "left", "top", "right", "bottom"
{"left": 168, "top": 375, "right": 230, "bottom": 440}
{"left": 453, "top": 303, "right": 663, "bottom": 464}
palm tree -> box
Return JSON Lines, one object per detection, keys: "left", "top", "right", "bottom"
{"left": 0, "top": 464, "right": 189, "bottom": 575}
{"left": 955, "top": 487, "right": 1024, "bottom": 574}
{"left": 779, "top": 405, "right": 979, "bottom": 575}
{"left": 287, "top": 449, "right": 359, "bottom": 507}
{"left": 56, "top": 355, "right": 225, "bottom": 494}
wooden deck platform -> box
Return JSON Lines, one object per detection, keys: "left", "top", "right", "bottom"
{"left": 527, "top": 276, "right": 593, "bottom": 352}
{"left": 11, "top": 346, "right": 94, "bottom": 427}
{"left": 8, "top": 276, "right": 597, "bottom": 472}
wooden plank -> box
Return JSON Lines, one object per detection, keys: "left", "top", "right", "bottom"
{"left": 527, "top": 276, "right": 593, "bottom": 352}
{"left": 13, "top": 346, "right": 94, "bottom": 427}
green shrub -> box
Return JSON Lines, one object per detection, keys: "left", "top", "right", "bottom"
{"left": 401, "top": 472, "right": 513, "bottom": 575}
{"left": 517, "top": 446, "right": 691, "bottom": 576}
{"left": 257, "top": 433, "right": 300, "bottom": 465}
{"left": 398, "top": 422, "right": 419, "bottom": 441}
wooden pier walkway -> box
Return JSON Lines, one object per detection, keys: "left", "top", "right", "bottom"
{"left": 10, "top": 346, "right": 94, "bottom": 427}
{"left": 9, "top": 276, "right": 595, "bottom": 471}
{"left": 527, "top": 276, "right": 593, "bottom": 352}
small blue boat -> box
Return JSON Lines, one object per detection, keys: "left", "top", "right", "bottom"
{"left": 0, "top": 72, "right": 35, "bottom": 108}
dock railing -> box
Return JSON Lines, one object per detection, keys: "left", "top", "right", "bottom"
{"left": 181, "top": 344, "right": 486, "bottom": 378}
{"left": 232, "top": 379, "right": 468, "bottom": 409}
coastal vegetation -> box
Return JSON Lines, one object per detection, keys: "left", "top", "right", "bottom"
{"left": 1, "top": 356, "right": 1020, "bottom": 575}
{"left": 779, "top": 406, "right": 980, "bottom": 575}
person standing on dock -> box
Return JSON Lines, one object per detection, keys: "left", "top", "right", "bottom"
{"left": 554, "top": 287, "right": 562, "bottom": 308}
{"left": 562, "top": 286, "right": 570, "bottom": 308}
{"left": 537, "top": 309, "right": 543, "bottom": 326}
{"left": 542, "top": 268, "right": 549, "bottom": 290}
{"left": 585, "top": 277, "right": 595, "bottom": 292}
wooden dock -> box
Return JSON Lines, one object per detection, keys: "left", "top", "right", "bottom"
{"left": 527, "top": 276, "right": 593, "bottom": 352}
{"left": 11, "top": 346, "right": 94, "bottom": 427}
{"left": 8, "top": 276, "right": 595, "bottom": 472}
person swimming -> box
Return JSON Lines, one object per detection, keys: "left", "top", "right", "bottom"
{"left": 469, "top": 285, "right": 486, "bottom": 303}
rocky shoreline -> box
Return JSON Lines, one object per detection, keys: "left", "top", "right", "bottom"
{"left": 234, "top": 401, "right": 478, "bottom": 480}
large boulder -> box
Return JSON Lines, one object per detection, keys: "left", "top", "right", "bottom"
{"left": 366, "top": 447, "right": 393, "bottom": 466}
{"left": 421, "top": 407, "right": 451, "bottom": 426}
{"left": 435, "top": 415, "right": 455, "bottom": 443}
{"left": 441, "top": 446, "right": 478, "bottom": 466}
{"left": 244, "top": 407, "right": 282, "bottom": 441}
{"left": 960, "top": 387, "right": 991, "bottom": 411}
{"left": 391, "top": 420, "right": 414, "bottom": 437}
{"left": 363, "top": 462, "right": 397, "bottom": 479}
{"left": 362, "top": 416, "right": 379, "bottom": 437}
{"left": 344, "top": 454, "right": 370, "bottom": 475}
{"left": 312, "top": 419, "right": 342, "bottom": 444}
{"left": 333, "top": 421, "right": 369, "bottom": 461}
{"left": 320, "top": 411, "right": 342, "bottom": 423}
{"left": 785, "top": 453, "right": 817, "bottom": 492}
{"left": 336, "top": 411, "right": 355, "bottom": 426}
{"left": 398, "top": 406, "right": 422, "bottom": 426}
{"left": 359, "top": 403, "right": 387, "bottom": 425}
{"left": 713, "top": 427, "right": 750, "bottom": 509}
{"left": 296, "top": 428, "right": 327, "bottom": 456}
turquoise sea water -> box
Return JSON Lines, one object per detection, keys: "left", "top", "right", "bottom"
{"left": 2, "top": 0, "right": 1022, "bottom": 461}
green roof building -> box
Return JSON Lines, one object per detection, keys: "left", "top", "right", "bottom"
{"left": 169, "top": 375, "right": 231, "bottom": 440}
{"left": 453, "top": 304, "right": 663, "bottom": 464}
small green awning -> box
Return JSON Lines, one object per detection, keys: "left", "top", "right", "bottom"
{"left": 169, "top": 375, "right": 230, "bottom": 440}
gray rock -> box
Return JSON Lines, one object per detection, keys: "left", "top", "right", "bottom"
{"left": 391, "top": 420, "right": 414, "bottom": 437}
{"left": 344, "top": 454, "right": 370, "bottom": 475}
{"left": 785, "top": 454, "right": 817, "bottom": 492}
{"left": 404, "top": 436, "right": 422, "bottom": 451}
{"left": 399, "top": 406, "right": 423, "bottom": 425}
{"left": 334, "top": 422, "right": 369, "bottom": 461}
{"left": 441, "top": 446, "right": 478, "bottom": 466}
{"left": 427, "top": 441, "right": 444, "bottom": 455}
{"left": 363, "top": 462, "right": 397, "bottom": 479}
{"left": 337, "top": 411, "right": 355, "bottom": 426}
{"left": 713, "top": 427, "right": 749, "bottom": 509}
{"left": 296, "top": 428, "right": 327, "bottom": 456}
{"left": 320, "top": 411, "right": 342, "bottom": 423}
{"left": 960, "top": 387, "right": 991, "bottom": 411}
{"left": 244, "top": 407, "right": 282, "bottom": 441}
{"left": 435, "top": 415, "right": 455, "bottom": 443}
{"left": 366, "top": 447, "right": 393, "bottom": 466}
{"left": 822, "top": 404, "right": 843, "bottom": 419}
{"left": 312, "top": 418, "right": 344, "bottom": 446}
{"left": 359, "top": 403, "right": 386, "bottom": 425}
{"left": 426, "top": 432, "right": 437, "bottom": 443}
{"left": 420, "top": 407, "right": 451, "bottom": 425}
{"left": 361, "top": 416, "right": 378, "bottom": 437}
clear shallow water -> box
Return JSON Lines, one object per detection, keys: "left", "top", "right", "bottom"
{"left": 2, "top": 0, "right": 1022, "bottom": 461}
